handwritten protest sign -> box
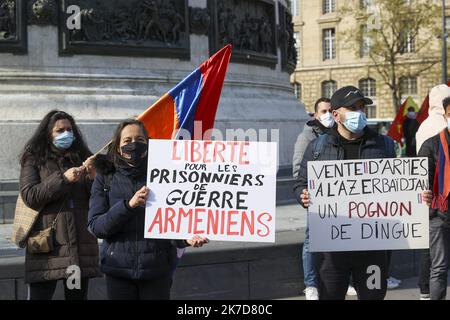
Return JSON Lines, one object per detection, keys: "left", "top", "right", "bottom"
{"left": 144, "top": 140, "right": 277, "bottom": 243}
{"left": 308, "top": 158, "right": 429, "bottom": 252}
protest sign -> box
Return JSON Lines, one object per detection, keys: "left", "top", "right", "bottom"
{"left": 308, "top": 158, "right": 429, "bottom": 252}
{"left": 144, "top": 140, "right": 277, "bottom": 242}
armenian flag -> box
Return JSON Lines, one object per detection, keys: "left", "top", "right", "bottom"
{"left": 432, "top": 131, "right": 450, "bottom": 213}
{"left": 138, "top": 44, "right": 232, "bottom": 140}
{"left": 416, "top": 95, "right": 429, "bottom": 125}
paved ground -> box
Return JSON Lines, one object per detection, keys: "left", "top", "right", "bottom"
{"left": 281, "top": 276, "right": 450, "bottom": 300}
{"left": 4, "top": 205, "right": 444, "bottom": 300}
{"left": 0, "top": 223, "right": 21, "bottom": 258}
{"left": 275, "top": 203, "right": 306, "bottom": 232}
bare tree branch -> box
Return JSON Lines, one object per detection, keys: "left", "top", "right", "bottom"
{"left": 338, "top": 0, "right": 440, "bottom": 112}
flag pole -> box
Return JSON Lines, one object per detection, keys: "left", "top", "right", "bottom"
{"left": 92, "top": 114, "right": 139, "bottom": 158}
{"left": 81, "top": 140, "right": 111, "bottom": 173}
{"left": 442, "top": 0, "right": 448, "bottom": 84}
{"left": 92, "top": 139, "right": 112, "bottom": 157}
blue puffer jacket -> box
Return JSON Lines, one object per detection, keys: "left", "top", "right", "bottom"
{"left": 88, "top": 156, "right": 186, "bottom": 280}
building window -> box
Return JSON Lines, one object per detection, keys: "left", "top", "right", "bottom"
{"left": 294, "top": 82, "right": 302, "bottom": 100}
{"left": 323, "top": 0, "right": 335, "bottom": 14}
{"left": 400, "top": 77, "right": 418, "bottom": 102}
{"left": 323, "top": 28, "right": 336, "bottom": 60}
{"left": 359, "top": 78, "right": 377, "bottom": 118}
{"left": 360, "top": 0, "right": 374, "bottom": 9}
{"left": 360, "top": 25, "right": 372, "bottom": 57}
{"left": 360, "top": 78, "right": 376, "bottom": 97}
{"left": 400, "top": 31, "right": 415, "bottom": 54}
{"left": 294, "top": 32, "right": 300, "bottom": 61}
{"left": 290, "top": 0, "right": 299, "bottom": 17}
{"left": 322, "top": 80, "right": 337, "bottom": 99}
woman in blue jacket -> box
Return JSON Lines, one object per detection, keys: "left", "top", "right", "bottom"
{"left": 88, "top": 119, "right": 208, "bottom": 300}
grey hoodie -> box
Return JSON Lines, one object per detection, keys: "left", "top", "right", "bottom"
{"left": 292, "top": 119, "right": 329, "bottom": 178}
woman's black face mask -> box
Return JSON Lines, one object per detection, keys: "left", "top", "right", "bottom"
{"left": 120, "top": 142, "right": 148, "bottom": 166}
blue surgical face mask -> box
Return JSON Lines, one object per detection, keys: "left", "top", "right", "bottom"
{"left": 53, "top": 131, "right": 75, "bottom": 150}
{"left": 447, "top": 118, "right": 450, "bottom": 130}
{"left": 319, "top": 112, "right": 335, "bottom": 128}
{"left": 407, "top": 111, "right": 417, "bottom": 119}
{"left": 341, "top": 111, "right": 367, "bottom": 134}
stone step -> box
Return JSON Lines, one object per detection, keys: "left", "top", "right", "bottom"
{"left": 0, "top": 181, "right": 19, "bottom": 225}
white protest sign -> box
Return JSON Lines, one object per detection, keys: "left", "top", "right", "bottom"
{"left": 308, "top": 157, "right": 429, "bottom": 252}
{"left": 144, "top": 140, "right": 277, "bottom": 243}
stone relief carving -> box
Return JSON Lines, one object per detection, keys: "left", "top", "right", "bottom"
{"left": 285, "top": 12, "right": 297, "bottom": 64}
{"left": 0, "top": 0, "right": 16, "bottom": 40}
{"left": 60, "top": 0, "right": 190, "bottom": 58}
{"left": 27, "top": 0, "right": 57, "bottom": 26}
{"left": 1, "top": 0, "right": 296, "bottom": 68}
{"left": 0, "top": 0, "right": 26, "bottom": 53}
{"left": 209, "top": 0, "right": 277, "bottom": 68}
{"left": 216, "top": 0, "right": 275, "bottom": 55}
{"left": 190, "top": 7, "right": 209, "bottom": 35}
{"left": 278, "top": 3, "right": 296, "bottom": 73}
{"left": 66, "top": 0, "right": 187, "bottom": 45}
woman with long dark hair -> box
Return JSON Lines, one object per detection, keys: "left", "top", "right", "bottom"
{"left": 20, "top": 110, "right": 100, "bottom": 300}
{"left": 88, "top": 119, "right": 208, "bottom": 300}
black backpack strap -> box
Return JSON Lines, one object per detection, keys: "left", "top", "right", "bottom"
{"left": 313, "top": 133, "right": 328, "bottom": 161}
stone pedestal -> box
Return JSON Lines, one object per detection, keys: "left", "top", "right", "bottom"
{"left": 0, "top": 0, "right": 307, "bottom": 183}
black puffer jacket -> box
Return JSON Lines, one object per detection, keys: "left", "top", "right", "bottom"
{"left": 88, "top": 156, "right": 187, "bottom": 280}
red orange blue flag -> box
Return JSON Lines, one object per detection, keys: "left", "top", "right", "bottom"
{"left": 387, "top": 97, "right": 418, "bottom": 146}
{"left": 138, "top": 44, "right": 232, "bottom": 140}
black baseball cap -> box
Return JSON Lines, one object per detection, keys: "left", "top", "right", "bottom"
{"left": 330, "top": 86, "right": 373, "bottom": 110}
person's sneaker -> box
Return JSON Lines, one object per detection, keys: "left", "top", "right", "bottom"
{"left": 388, "top": 276, "right": 402, "bottom": 284}
{"left": 387, "top": 277, "right": 400, "bottom": 289}
{"left": 346, "top": 285, "right": 357, "bottom": 296}
{"left": 304, "top": 287, "right": 319, "bottom": 300}
{"left": 420, "top": 293, "right": 430, "bottom": 300}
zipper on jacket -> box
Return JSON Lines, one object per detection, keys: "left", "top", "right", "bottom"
{"left": 134, "top": 179, "right": 139, "bottom": 279}
{"left": 358, "top": 139, "right": 364, "bottom": 159}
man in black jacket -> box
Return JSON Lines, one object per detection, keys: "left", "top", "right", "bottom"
{"left": 403, "top": 106, "right": 419, "bottom": 157}
{"left": 292, "top": 97, "right": 334, "bottom": 300}
{"left": 293, "top": 86, "right": 396, "bottom": 300}
{"left": 418, "top": 96, "right": 450, "bottom": 300}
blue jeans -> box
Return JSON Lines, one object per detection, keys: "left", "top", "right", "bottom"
{"left": 302, "top": 225, "right": 319, "bottom": 288}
